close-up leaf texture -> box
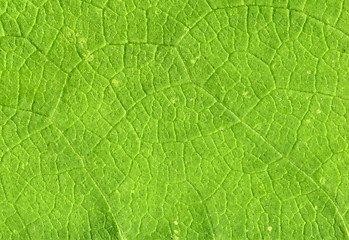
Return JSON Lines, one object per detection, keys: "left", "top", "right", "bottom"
{"left": 0, "top": 0, "right": 348, "bottom": 239}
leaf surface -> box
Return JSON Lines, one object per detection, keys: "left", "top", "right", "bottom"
{"left": 0, "top": 0, "right": 348, "bottom": 239}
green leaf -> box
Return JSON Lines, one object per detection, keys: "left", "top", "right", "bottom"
{"left": 0, "top": 0, "right": 348, "bottom": 239}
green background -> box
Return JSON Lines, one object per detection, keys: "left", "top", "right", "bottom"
{"left": 0, "top": 0, "right": 348, "bottom": 239}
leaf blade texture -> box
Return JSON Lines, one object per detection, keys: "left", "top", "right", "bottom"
{"left": 0, "top": 0, "right": 348, "bottom": 239}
